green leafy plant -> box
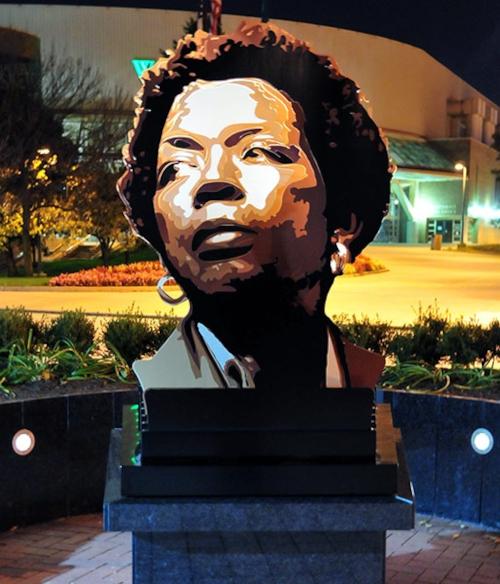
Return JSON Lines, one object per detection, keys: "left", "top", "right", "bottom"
{"left": 335, "top": 314, "right": 392, "bottom": 355}
{"left": 52, "top": 341, "right": 130, "bottom": 383}
{"left": 103, "top": 311, "right": 155, "bottom": 366}
{"left": 381, "top": 361, "right": 450, "bottom": 392}
{"left": 0, "top": 308, "right": 41, "bottom": 352}
{"left": 448, "top": 366, "right": 500, "bottom": 390}
{"left": 0, "top": 336, "right": 132, "bottom": 394}
{"left": 0, "top": 330, "right": 66, "bottom": 388}
{"left": 486, "top": 319, "right": 500, "bottom": 365}
{"left": 150, "top": 316, "right": 178, "bottom": 352}
{"left": 44, "top": 310, "right": 95, "bottom": 352}
{"left": 387, "top": 304, "right": 449, "bottom": 366}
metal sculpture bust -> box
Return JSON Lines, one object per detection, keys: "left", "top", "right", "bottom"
{"left": 118, "top": 21, "right": 391, "bottom": 390}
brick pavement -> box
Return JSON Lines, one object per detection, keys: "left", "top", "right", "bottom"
{"left": 0, "top": 514, "right": 498, "bottom": 583}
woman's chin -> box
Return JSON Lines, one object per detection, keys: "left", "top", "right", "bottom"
{"left": 185, "top": 258, "right": 265, "bottom": 296}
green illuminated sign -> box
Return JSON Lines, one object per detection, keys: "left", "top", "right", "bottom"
{"left": 131, "top": 59, "right": 155, "bottom": 77}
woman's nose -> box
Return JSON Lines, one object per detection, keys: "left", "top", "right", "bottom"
{"left": 193, "top": 182, "right": 244, "bottom": 209}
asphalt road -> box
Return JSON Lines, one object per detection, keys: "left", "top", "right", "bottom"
{"left": 0, "top": 246, "right": 498, "bottom": 326}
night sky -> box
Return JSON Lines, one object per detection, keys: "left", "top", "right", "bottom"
{"left": 2, "top": 0, "right": 499, "bottom": 104}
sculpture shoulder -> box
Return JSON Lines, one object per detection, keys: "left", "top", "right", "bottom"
{"left": 343, "top": 339, "right": 385, "bottom": 388}
{"left": 132, "top": 324, "right": 222, "bottom": 389}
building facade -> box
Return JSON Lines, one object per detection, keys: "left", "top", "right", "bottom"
{"left": 0, "top": 4, "right": 498, "bottom": 245}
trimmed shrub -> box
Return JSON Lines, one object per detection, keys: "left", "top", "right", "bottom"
{"left": 103, "top": 313, "right": 155, "bottom": 366}
{"left": 441, "top": 319, "right": 486, "bottom": 366}
{"left": 0, "top": 308, "right": 41, "bottom": 351}
{"left": 44, "top": 310, "right": 95, "bottom": 352}
{"left": 151, "top": 317, "right": 179, "bottom": 352}
{"left": 487, "top": 319, "right": 500, "bottom": 363}
{"left": 335, "top": 314, "right": 392, "bottom": 355}
{"left": 387, "top": 305, "right": 448, "bottom": 366}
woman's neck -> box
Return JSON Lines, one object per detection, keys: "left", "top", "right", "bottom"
{"left": 190, "top": 279, "right": 329, "bottom": 388}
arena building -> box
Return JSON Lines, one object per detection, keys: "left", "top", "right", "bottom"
{"left": 1, "top": 4, "right": 499, "bottom": 245}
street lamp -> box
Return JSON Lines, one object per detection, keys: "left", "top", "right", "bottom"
{"left": 455, "top": 162, "right": 467, "bottom": 246}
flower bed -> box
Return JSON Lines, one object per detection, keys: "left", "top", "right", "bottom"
{"left": 48, "top": 261, "right": 175, "bottom": 287}
{"left": 48, "top": 256, "right": 386, "bottom": 286}
{"left": 344, "top": 253, "right": 387, "bottom": 275}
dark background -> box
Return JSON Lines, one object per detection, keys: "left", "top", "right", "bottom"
{"left": 1, "top": 0, "right": 499, "bottom": 104}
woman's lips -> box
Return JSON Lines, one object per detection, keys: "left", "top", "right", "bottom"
{"left": 192, "top": 225, "right": 256, "bottom": 262}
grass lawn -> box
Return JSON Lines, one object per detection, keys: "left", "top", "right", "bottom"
{"left": 42, "top": 246, "right": 157, "bottom": 276}
{"left": 0, "top": 246, "right": 158, "bottom": 282}
{"left": 0, "top": 276, "right": 51, "bottom": 286}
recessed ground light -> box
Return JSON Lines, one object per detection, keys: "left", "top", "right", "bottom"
{"left": 12, "top": 429, "right": 36, "bottom": 456}
{"left": 470, "top": 428, "right": 494, "bottom": 455}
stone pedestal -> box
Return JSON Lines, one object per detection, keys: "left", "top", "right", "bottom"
{"left": 104, "top": 429, "right": 414, "bottom": 584}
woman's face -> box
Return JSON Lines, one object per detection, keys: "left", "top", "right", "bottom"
{"left": 154, "top": 77, "right": 329, "bottom": 296}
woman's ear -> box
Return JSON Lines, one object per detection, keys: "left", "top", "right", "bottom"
{"left": 329, "top": 213, "right": 363, "bottom": 275}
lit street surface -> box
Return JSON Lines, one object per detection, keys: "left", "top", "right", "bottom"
{"left": 0, "top": 246, "right": 498, "bottom": 326}
{"left": 328, "top": 245, "right": 500, "bottom": 325}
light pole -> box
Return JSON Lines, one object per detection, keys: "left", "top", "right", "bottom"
{"left": 455, "top": 162, "right": 467, "bottom": 246}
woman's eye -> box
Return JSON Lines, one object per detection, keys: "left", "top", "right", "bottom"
{"left": 243, "top": 148, "right": 261, "bottom": 160}
{"left": 171, "top": 138, "right": 192, "bottom": 149}
{"left": 243, "top": 147, "right": 293, "bottom": 164}
{"left": 157, "top": 163, "right": 178, "bottom": 189}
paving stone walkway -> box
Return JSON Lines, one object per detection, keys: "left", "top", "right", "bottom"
{"left": 0, "top": 514, "right": 498, "bottom": 583}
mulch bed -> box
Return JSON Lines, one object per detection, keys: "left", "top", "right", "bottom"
{"left": 0, "top": 379, "right": 134, "bottom": 402}
{"left": 1, "top": 380, "right": 498, "bottom": 402}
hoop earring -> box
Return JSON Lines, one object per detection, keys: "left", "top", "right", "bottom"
{"left": 330, "top": 241, "right": 350, "bottom": 276}
{"left": 157, "top": 274, "right": 187, "bottom": 305}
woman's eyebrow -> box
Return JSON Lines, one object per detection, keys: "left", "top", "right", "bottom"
{"left": 224, "top": 128, "right": 262, "bottom": 147}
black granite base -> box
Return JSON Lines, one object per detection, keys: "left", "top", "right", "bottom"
{"left": 120, "top": 404, "right": 398, "bottom": 497}
{"left": 0, "top": 387, "right": 137, "bottom": 531}
{"left": 104, "top": 427, "right": 414, "bottom": 584}
{"left": 384, "top": 390, "right": 500, "bottom": 528}
{"left": 133, "top": 530, "right": 385, "bottom": 584}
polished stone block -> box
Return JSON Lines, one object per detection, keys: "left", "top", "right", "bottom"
{"left": 481, "top": 400, "right": 500, "bottom": 529}
{"left": 68, "top": 392, "right": 113, "bottom": 514}
{"left": 0, "top": 402, "right": 24, "bottom": 530}
{"left": 0, "top": 388, "right": 145, "bottom": 531}
{"left": 23, "top": 397, "right": 69, "bottom": 523}
{"left": 435, "top": 397, "right": 483, "bottom": 523}
{"left": 104, "top": 428, "right": 414, "bottom": 584}
{"left": 132, "top": 530, "right": 385, "bottom": 584}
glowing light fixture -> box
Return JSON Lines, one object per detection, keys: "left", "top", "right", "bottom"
{"left": 131, "top": 59, "right": 155, "bottom": 78}
{"left": 412, "top": 200, "right": 436, "bottom": 221}
{"left": 468, "top": 204, "right": 500, "bottom": 221}
{"left": 470, "top": 428, "right": 494, "bottom": 455}
{"left": 37, "top": 147, "right": 50, "bottom": 155}
{"left": 454, "top": 162, "right": 465, "bottom": 171}
{"left": 12, "top": 429, "right": 35, "bottom": 456}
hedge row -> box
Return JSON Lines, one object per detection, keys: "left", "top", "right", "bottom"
{"left": 0, "top": 308, "right": 177, "bottom": 393}
{"left": 0, "top": 307, "right": 498, "bottom": 393}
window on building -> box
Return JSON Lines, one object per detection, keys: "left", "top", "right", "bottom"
{"left": 449, "top": 115, "right": 469, "bottom": 138}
